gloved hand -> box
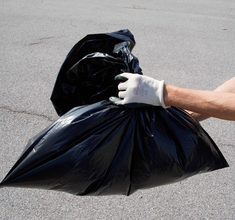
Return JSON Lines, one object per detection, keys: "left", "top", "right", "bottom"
{"left": 109, "top": 73, "right": 168, "bottom": 108}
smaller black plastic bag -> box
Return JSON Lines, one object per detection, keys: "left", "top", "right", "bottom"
{"left": 51, "top": 29, "right": 138, "bottom": 116}
{"left": 64, "top": 45, "right": 141, "bottom": 108}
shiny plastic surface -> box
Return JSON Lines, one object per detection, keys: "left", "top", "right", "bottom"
{"left": 51, "top": 29, "right": 138, "bottom": 116}
{"left": 0, "top": 30, "right": 228, "bottom": 196}
{"left": 0, "top": 101, "right": 228, "bottom": 195}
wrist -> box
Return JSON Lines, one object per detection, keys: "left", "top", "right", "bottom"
{"left": 163, "top": 83, "right": 171, "bottom": 107}
{"left": 155, "top": 80, "right": 169, "bottom": 108}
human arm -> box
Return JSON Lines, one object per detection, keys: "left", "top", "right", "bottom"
{"left": 164, "top": 83, "right": 235, "bottom": 121}
{"left": 110, "top": 73, "right": 235, "bottom": 121}
{"left": 184, "top": 77, "right": 235, "bottom": 121}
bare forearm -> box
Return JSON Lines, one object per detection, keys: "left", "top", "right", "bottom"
{"left": 183, "top": 77, "right": 235, "bottom": 121}
{"left": 214, "top": 77, "right": 235, "bottom": 93}
{"left": 164, "top": 84, "right": 235, "bottom": 121}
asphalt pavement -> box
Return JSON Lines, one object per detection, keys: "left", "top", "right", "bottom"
{"left": 0, "top": 0, "right": 235, "bottom": 219}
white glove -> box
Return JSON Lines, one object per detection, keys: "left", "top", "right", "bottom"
{"left": 109, "top": 73, "right": 168, "bottom": 108}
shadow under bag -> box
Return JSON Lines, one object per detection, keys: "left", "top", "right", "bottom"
{"left": 0, "top": 30, "right": 228, "bottom": 196}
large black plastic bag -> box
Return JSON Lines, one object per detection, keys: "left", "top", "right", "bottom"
{"left": 0, "top": 30, "right": 228, "bottom": 196}
{"left": 0, "top": 101, "right": 228, "bottom": 195}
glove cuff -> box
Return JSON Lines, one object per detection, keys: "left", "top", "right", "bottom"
{"left": 158, "top": 80, "right": 169, "bottom": 109}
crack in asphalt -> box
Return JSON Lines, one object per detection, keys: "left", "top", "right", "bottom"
{"left": 0, "top": 106, "right": 55, "bottom": 122}
{"left": 27, "top": 36, "right": 55, "bottom": 46}
{"left": 218, "top": 142, "right": 235, "bottom": 149}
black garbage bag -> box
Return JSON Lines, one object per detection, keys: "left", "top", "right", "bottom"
{"left": 0, "top": 30, "right": 228, "bottom": 196}
{"left": 0, "top": 101, "right": 228, "bottom": 195}
{"left": 51, "top": 29, "right": 137, "bottom": 116}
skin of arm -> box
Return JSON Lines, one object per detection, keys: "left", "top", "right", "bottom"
{"left": 164, "top": 77, "right": 235, "bottom": 121}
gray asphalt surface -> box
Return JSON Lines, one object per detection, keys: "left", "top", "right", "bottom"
{"left": 0, "top": 0, "right": 235, "bottom": 219}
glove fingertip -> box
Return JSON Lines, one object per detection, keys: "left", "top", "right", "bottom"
{"left": 114, "top": 75, "right": 128, "bottom": 83}
{"left": 109, "top": 96, "right": 122, "bottom": 104}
